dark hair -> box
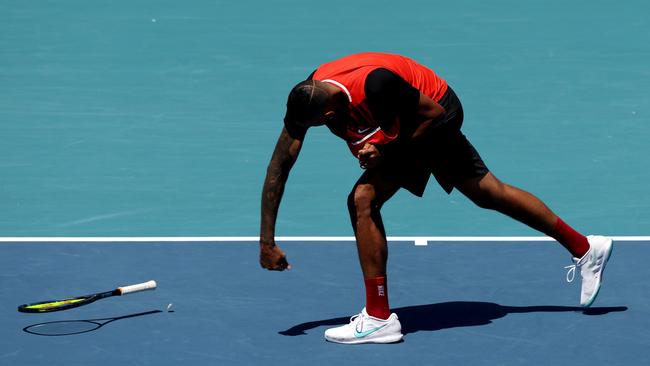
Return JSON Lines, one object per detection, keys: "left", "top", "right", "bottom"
{"left": 284, "top": 80, "right": 329, "bottom": 125}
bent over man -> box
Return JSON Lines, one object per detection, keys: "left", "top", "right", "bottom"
{"left": 259, "top": 52, "right": 613, "bottom": 344}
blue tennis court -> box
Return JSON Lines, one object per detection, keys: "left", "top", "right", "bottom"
{"left": 1, "top": 0, "right": 649, "bottom": 364}
{"left": 1, "top": 239, "right": 649, "bottom": 365}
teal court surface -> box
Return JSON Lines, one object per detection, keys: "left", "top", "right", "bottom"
{"left": 1, "top": 0, "right": 649, "bottom": 364}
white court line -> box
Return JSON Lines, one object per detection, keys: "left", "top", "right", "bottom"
{"left": 0, "top": 236, "right": 649, "bottom": 245}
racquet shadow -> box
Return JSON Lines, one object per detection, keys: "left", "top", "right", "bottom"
{"left": 23, "top": 310, "right": 163, "bottom": 336}
{"left": 279, "top": 301, "right": 628, "bottom": 336}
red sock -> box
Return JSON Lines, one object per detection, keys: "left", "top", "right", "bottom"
{"left": 551, "top": 218, "right": 590, "bottom": 258}
{"left": 364, "top": 276, "right": 390, "bottom": 320}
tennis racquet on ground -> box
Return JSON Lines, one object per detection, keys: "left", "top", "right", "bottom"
{"left": 18, "top": 280, "right": 157, "bottom": 313}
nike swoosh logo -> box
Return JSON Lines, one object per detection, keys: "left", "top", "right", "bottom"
{"left": 354, "top": 324, "right": 387, "bottom": 338}
{"left": 356, "top": 127, "right": 371, "bottom": 134}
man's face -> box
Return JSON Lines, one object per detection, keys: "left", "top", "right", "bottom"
{"left": 296, "top": 115, "right": 326, "bottom": 129}
{"left": 294, "top": 91, "right": 349, "bottom": 129}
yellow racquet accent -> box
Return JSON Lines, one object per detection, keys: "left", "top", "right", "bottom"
{"left": 24, "top": 298, "right": 87, "bottom": 310}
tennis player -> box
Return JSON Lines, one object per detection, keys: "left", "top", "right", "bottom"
{"left": 259, "top": 52, "right": 613, "bottom": 344}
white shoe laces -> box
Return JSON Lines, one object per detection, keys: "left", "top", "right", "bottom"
{"left": 350, "top": 313, "right": 363, "bottom": 332}
{"left": 564, "top": 264, "right": 577, "bottom": 282}
{"left": 565, "top": 249, "right": 591, "bottom": 283}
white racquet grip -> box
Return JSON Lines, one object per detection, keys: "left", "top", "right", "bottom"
{"left": 118, "top": 280, "right": 157, "bottom": 295}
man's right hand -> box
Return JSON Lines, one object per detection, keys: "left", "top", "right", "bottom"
{"left": 259, "top": 128, "right": 302, "bottom": 272}
{"left": 259, "top": 242, "right": 291, "bottom": 271}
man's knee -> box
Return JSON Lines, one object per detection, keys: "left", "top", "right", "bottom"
{"left": 461, "top": 173, "right": 507, "bottom": 210}
{"left": 347, "top": 184, "right": 379, "bottom": 218}
{"left": 470, "top": 191, "right": 498, "bottom": 209}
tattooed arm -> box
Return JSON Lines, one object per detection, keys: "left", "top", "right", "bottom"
{"left": 259, "top": 127, "right": 304, "bottom": 270}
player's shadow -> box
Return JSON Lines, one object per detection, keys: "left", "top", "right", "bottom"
{"left": 278, "top": 301, "right": 627, "bottom": 336}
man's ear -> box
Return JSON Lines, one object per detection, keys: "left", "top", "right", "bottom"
{"left": 324, "top": 110, "right": 336, "bottom": 122}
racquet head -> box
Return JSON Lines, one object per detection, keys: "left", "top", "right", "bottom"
{"left": 17, "top": 293, "right": 112, "bottom": 313}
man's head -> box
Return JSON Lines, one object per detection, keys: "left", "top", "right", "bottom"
{"left": 284, "top": 80, "right": 347, "bottom": 130}
{"left": 284, "top": 80, "right": 331, "bottom": 129}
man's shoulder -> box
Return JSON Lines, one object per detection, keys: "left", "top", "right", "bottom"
{"left": 365, "top": 68, "right": 399, "bottom": 91}
{"left": 363, "top": 68, "right": 420, "bottom": 121}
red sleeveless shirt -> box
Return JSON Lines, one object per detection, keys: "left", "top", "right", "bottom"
{"left": 312, "top": 53, "right": 448, "bottom": 156}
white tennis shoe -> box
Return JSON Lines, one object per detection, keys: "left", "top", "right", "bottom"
{"left": 324, "top": 308, "right": 403, "bottom": 344}
{"left": 565, "top": 235, "right": 614, "bottom": 307}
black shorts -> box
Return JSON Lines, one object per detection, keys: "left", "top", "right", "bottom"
{"left": 384, "top": 86, "right": 489, "bottom": 196}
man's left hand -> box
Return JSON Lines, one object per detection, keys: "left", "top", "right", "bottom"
{"left": 358, "top": 143, "right": 382, "bottom": 169}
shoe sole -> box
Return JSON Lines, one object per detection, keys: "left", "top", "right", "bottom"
{"left": 582, "top": 238, "right": 614, "bottom": 307}
{"left": 325, "top": 333, "right": 403, "bottom": 344}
